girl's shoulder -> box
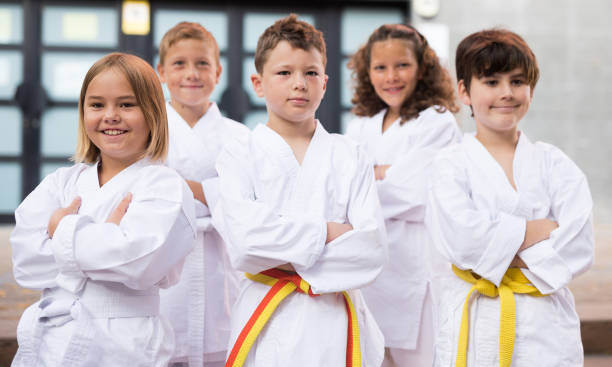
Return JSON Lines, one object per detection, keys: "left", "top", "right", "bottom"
{"left": 415, "top": 105, "right": 457, "bottom": 125}
{"left": 41, "top": 162, "right": 91, "bottom": 188}
{"left": 134, "top": 162, "right": 190, "bottom": 202}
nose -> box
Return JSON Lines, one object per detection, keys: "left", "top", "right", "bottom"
{"left": 186, "top": 63, "right": 199, "bottom": 79}
{"left": 385, "top": 67, "right": 399, "bottom": 82}
{"left": 500, "top": 80, "right": 514, "bottom": 98}
{"left": 103, "top": 105, "right": 119, "bottom": 123}
{"left": 293, "top": 72, "right": 306, "bottom": 90}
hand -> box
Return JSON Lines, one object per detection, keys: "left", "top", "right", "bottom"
{"left": 186, "top": 179, "right": 207, "bottom": 206}
{"left": 509, "top": 255, "right": 527, "bottom": 268}
{"left": 326, "top": 222, "right": 353, "bottom": 244}
{"left": 374, "top": 165, "right": 390, "bottom": 180}
{"left": 48, "top": 197, "right": 81, "bottom": 238}
{"left": 106, "top": 193, "right": 132, "bottom": 225}
{"left": 276, "top": 263, "right": 296, "bottom": 272}
{"left": 520, "top": 218, "right": 559, "bottom": 251}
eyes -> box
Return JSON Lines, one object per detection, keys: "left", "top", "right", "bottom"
{"left": 371, "top": 62, "right": 413, "bottom": 71}
{"left": 88, "top": 101, "right": 138, "bottom": 109}
{"left": 481, "top": 77, "right": 526, "bottom": 87}
{"left": 171, "top": 59, "right": 211, "bottom": 68}
{"left": 275, "top": 70, "right": 320, "bottom": 77}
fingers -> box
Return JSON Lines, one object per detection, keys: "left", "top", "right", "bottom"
{"left": 67, "top": 197, "right": 82, "bottom": 214}
{"left": 106, "top": 193, "right": 132, "bottom": 225}
{"left": 116, "top": 193, "right": 132, "bottom": 214}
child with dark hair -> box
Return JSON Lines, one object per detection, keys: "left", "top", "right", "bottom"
{"left": 215, "top": 14, "right": 387, "bottom": 367}
{"left": 346, "top": 23, "right": 461, "bottom": 367}
{"left": 426, "top": 29, "right": 594, "bottom": 366}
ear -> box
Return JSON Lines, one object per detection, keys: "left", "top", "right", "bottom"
{"left": 215, "top": 62, "right": 222, "bottom": 85}
{"left": 322, "top": 74, "right": 329, "bottom": 92}
{"left": 157, "top": 63, "right": 166, "bottom": 83}
{"left": 251, "top": 73, "right": 264, "bottom": 98}
{"left": 457, "top": 79, "right": 471, "bottom": 106}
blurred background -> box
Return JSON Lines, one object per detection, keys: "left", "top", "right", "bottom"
{"left": 0, "top": 0, "right": 610, "bottom": 364}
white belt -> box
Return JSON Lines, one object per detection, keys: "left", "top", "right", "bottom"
{"left": 42, "top": 280, "right": 160, "bottom": 319}
{"left": 12, "top": 281, "right": 161, "bottom": 366}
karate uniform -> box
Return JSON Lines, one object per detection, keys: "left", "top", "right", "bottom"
{"left": 426, "top": 132, "right": 594, "bottom": 366}
{"left": 213, "top": 121, "right": 388, "bottom": 367}
{"left": 160, "top": 101, "right": 250, "bottom": 366}
{"left": 346, "top": 106, "right": 461, "bottom": 365}
{"left": 10, "top": 158, "right": 197, "bottom": 366}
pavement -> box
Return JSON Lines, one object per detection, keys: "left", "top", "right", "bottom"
{"left": 0, "top": 224, "right": 611, "bottom": 364}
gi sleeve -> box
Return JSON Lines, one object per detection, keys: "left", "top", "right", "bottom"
{"left": 296, "top": 146, "right": 388, "bottom": 294}
{"left": 378, "top": 111, "right": 461, "bottom": 222}
{"left": 213, "top": 138, "right": 327, "bottom": 274}
{"left": 426, "top": 150, "right": 526, "bottom": 286}
{"left": 11, "top": 168, "right": 69, "bottom": 290}
{"left": 51, "top": 167, "right": 197, "bottom": 293}
{"left": 518, "top": 146, "right": 594, "bottom": 294}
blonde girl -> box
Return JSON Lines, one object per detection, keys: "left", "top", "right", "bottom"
{"left": 11, "top": 53, "right": 196, "bottom": 366}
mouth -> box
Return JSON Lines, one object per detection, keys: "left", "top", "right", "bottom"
{"left": 181, "top": 85, "right": 203, "bottom": 89}
{"left": 383, "top": 86, "right": 405, "bottom": 94}
{"left": 491, "top": 104, "right": 520, "bottom": 112}
{"left": 288, "top": 98, "right": 309, "bottom": 105}
{"left": 101, "top": 129, "right": 128, "bottom": 136}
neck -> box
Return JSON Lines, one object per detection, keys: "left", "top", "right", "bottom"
{"left": 267, "top": 115, "right": 317, "bottom": 141}
{"left": 475, "top": 126, "right": 519, "bottom": 151}
{"left": 98, "top": 154, "right": 141, "bottom": 186}
{"left": 170, "top": 99, "right": 211, "bottom": 128}
{"left": 382, "top": 107, "right": 401, "bottom": 133}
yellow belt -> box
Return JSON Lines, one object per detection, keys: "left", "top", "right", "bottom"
{"left": 225, "top": 269, "right": 361, "bottom": 367}
{"left": 452, "top": 265, "right": 545, "bottom": 367}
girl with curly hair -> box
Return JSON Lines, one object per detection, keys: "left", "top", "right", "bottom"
{"left": 345, "top": 24, "right": 461, "bottom": 367}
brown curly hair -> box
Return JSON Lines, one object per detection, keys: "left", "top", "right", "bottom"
{"left": 349, "top": 24, "right": 458, "bottom": 123}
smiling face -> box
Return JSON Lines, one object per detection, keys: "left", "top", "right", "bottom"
{"left": 83, "top": 68, "right": 150, "bottom": 169}
{"left": 368, "top": 39, "right": 419, "bottom": 117}
{"left": 157, "top": 38, "right": 221, "bottom": 110}
{"left": 459, "top": 67, "right": 532, "bottom": 137}
{"left": 251, "top": 41, "right": 328, "bottom": 129}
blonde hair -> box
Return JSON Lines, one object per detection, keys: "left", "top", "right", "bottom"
{"left": 159, "top": 22, "right": 220, "bottom": 65}
{"left": 74, "top": 52, "right": 168, "bottom": 163}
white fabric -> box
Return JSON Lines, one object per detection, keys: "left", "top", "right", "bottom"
{"left": 11, "top": 159, "right": 197, "bottom": 367}
{"left": 213, "top": 121, "right": 388, "bottom": 367}
{"left": 346, "top": 106, "right": 461, "bottom": 350}
{"left": 426, "top": 132, "right": 594, "bottom": 366}
{"left": 161, "top": 101, "right": 250, "bottom": 365}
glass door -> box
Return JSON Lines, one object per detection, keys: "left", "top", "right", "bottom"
{"left": 0, "top": 2, "right": 24, "bottom": 221}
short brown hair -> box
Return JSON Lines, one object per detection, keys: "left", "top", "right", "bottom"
{"left": 254, "top": 14, "right": 326, "bottom": 74}
{"left": 456, "top": 28, "right": 539, "bottom": 92}
{"left": 159, "top": 22, "right": 219, "bottom": 65}
{"left": 349, "top": 24, "right": 458, "bottom": 123}
{"left": 74, "top": 53, "right": 168, "bottom": 163}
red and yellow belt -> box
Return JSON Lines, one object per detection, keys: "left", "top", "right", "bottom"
{"left": 225, "top": 268, "right": 361, "bottom": 367}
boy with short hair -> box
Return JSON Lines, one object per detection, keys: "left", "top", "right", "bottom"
{"left": 213, "top": 14, "right": 387, "bottom": 367}
{"left": 426, "top": 29, "right": 594, "bottom": 366}
{"left": 157, "top": 22, "right": 250, "bottom": 367}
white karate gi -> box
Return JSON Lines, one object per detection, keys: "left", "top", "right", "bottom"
{"left": 161, "top": 101, "right": 250, "bottom": 366}
{"left": 212, "top": 121, "right": 388, "bottom": 367}
{"left": 346, "top": 106, "right": 461, "bottom": 362}
{"left": 11, "top": 159, "right": 197, "bottom": 367}
{"left": 426, "top": 133, "right": 594, "bottom": 367}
